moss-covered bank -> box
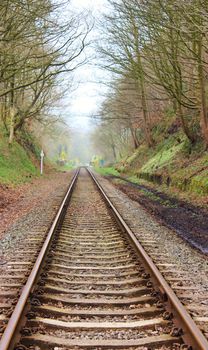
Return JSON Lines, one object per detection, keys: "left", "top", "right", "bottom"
{"left": 0, "top": 131, "right": 40, "bottom": 185}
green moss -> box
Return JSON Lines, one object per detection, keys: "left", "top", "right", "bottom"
{"left": 141, "top": 138, "right": 185, "bottom": 173}
{"left": 94, "top": 166, "right": 120, "bottom": 177}
{"left": 56, "top": 164, "right": 74, "bottom": 172}
{"left": 126, "top": 175, "right": 140, "bottom": 183}
{"left": 189, "top": 173, "right": 208, "bottom": 194}
{"left": 0, "top": 136, "right": 39, "bottom": 185}
{"left": 114, "top": 122, "right": 208, "bottom": 196}
{"left": 125, "top": 148, "right": 143, "bottom": 164}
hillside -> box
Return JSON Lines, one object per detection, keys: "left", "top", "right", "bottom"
{"left": 0, "top": 132, "right": 40, "bottom": 185}
{"left": 97, "top": 123, "right": 208, "bottom": 207}
{"left": 118, "top": 138, "right": 207, "bottom": 194}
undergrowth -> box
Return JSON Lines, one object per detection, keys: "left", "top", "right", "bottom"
{"left": 0, "top": 128, "right": 40, "bottom": 185}
{"left": 94, "top": 166, "right": 120, "bottom": 177}
{"left": 101, "top": 119, "right": 208, "bottom": 202}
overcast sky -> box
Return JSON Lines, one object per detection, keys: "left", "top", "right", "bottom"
{"left": 65, "top": 0, "right": 108, "bottom": 130}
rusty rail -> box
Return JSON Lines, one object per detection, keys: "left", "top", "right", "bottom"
{"left": 88, "top": 168, "right": 208, "bottom": 350}
{"left": 0, "top": 169, "right": 79, "bottom": 350}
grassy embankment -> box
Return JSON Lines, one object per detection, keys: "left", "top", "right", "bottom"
{"left": 95, "top": 124, "right": 208, "bottom": 207}
{"left": 0, "top": 130, "right": 75, "bottom": 185}
{"left": 94, "top": 166, "right": 120, "bottom": 177}
{"left": 0, "top": 131, "right": 40, "bottom": 185}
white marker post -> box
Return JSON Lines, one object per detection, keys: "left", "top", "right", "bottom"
{"left": 40, "top": 149, "right": 44, "bottom": 175}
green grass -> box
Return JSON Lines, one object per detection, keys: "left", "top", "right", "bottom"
{"left": 115, "top": 124, "right": 208, "bottom": 197}
{"left": 0, "top": 137, "right": 39, "bottom": 185}
{"left": 141, "top": 139, "right": 185, "bottom": 172}
{"left": 126, "top": 175, "right": 140, "bottom": 183}
{"left": 55, "top": 164, "right": 75, "bottom": 172}
{"left": 94, "top": 166, "right": 120, "bottom": 177}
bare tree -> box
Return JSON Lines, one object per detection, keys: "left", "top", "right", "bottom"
{"left": 0, "top": 0, "right": 91, "bottom": 143}
{"left": 97, "top": 0, "right": 154, "bottom": 146}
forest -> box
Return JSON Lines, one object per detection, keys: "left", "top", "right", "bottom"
{"left": 95, "top": 0, "right": 208, "bottom": 146}
{"left": 0, "top": 0, "right": 90, "bottom": 164}
{"left": 0, "top": 4, "right": 207, "bottom": 349}
{"left": 92, "top": 0, "right": 208, "bottom": 198}
{"left": 0, "top": 0, "right": 208, "bottom": 196}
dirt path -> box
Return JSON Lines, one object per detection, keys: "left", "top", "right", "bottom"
{"left": 0, "top": 171, "right": 73, "bottom": 240}
{"left": 107, "top": 175, "right": 208, "bottom": 255}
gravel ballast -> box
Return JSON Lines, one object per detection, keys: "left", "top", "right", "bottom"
{"left": 0, "top": 171, "right": 73, "bottom": 257}
{"left": 93, "top": 172, "right": 208, "bottom": 338}
{"left": 0, "top": 169, "right": 207, "bottom": 340}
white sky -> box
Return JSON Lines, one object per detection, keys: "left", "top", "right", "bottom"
{"left": 64, "top": 0, "right": 108, "bottom": 130}
{"left": 71, "top": 0, "right": 106, "bottom": 10}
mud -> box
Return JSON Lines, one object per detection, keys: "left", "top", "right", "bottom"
{"left": 107, "top": 176, "right": 208, "bottom": 255}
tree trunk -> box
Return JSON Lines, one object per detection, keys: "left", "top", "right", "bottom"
{"left": 111, "top": 143, "right": 117, "bottom": 160}
{"left": 140, "top": 88, "right": 153, "bottom": 147}
{"left": 9, "top": 77, "right": 15, "bottom": 144}
{"left": 177, "top": 104, "right": 195, "bottom": 143}
{"left": 136, "top": 65, "right": 153, "bottom": 147}
{"left": 197, "top": 40, "right": 208, "bottom": 145}
{"left": 9, "top": 107, "right": 15, "bottom": 145}
{"left": 130, "top": 127, "right": 140, "bottom": 149}
{"left": 134, "top": 22, "right": 153, "bottom": 148}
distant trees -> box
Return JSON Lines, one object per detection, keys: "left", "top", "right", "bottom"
{"left": 0, "top": 0, "right": 90, "bottom": 144}
{"left": 98, "top": 0, "right": 154, "bottom": 146}
{"left": 139, "top": 0, "right": 201, "bottom": 143}
{"left": 91, "top": 78, "right": 142, "bottom": 161}
{"left": 96, "top": 0, "right": 208, "bottom": 159}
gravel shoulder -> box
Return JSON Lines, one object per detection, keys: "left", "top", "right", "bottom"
{"left": 0, "top": 169, "right": 207, "bottom": 339}
{"left": 107, "top": 175, "right": 208, "bottom": 255}
{"left": 0, "top": 171, "right": 73, "bottom": 258}
{"left": 94, "top": 172, "right": 208, "bottom": 337}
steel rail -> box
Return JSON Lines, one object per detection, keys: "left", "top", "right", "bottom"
{"left": 88, "top": 168, "right": 208, "bottom": 350}
{"left": 0, "top": 168, "right": 80, "bottom": 350}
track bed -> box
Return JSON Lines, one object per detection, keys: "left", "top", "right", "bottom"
{"left": 0, "top": 168, "right": 207, "bottom": 350}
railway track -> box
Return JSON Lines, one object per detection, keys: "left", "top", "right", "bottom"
{"left": 0, "top": 168, "right": 208, "bottom": 350}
